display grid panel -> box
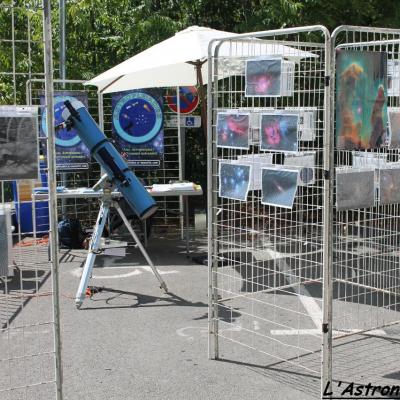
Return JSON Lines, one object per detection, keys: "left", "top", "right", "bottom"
{"left": 331, "top": 26, "right": 400, "bottom": 394}
{"left": 0, "top": 2, "right": 60, "bottom": 399}
{"left": 207, "top": 27, "right": 330, "bottom": 387}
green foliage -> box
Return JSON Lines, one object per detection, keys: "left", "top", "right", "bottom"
{"left": 2, "top": 0, "right": 400, "bottom": 188}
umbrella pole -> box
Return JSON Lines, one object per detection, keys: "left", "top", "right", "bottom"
{"left": 194, "top": 62, "right": 207, "bottom": 143}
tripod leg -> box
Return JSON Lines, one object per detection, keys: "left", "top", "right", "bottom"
{"left": 75, "top": 203, "right": 109, "bottom": 309}
{"left": 114, "top": 203, "right": 168, "bottom": 293}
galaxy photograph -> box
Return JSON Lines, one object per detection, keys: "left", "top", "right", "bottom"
{"left": 261, "top": 167, "right": 299, "bottom": 209}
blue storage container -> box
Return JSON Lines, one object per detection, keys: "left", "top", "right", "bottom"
{"left": 13, "top": 160, "right": 49, "bottom": 235}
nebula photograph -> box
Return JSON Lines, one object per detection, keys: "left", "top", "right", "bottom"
{"left": 261, "top": 168, "right": 299, "bottom": 209}
{"left": 260, "top": 113, "right": 298, "bottom": 152}
{"left": 216, "top": 112, "right": 250, "bottom": 149}
{"left": 336, "top": 50, "right": 388, "bottom": 150}
{"left": 219, "top": 162, "right": 251, "bottom": 201}
{"left": 336, "top": 168, "right": 375, "bottom": 210}
{"left": 245, "top": 58, "right": 282, "bottom": 97}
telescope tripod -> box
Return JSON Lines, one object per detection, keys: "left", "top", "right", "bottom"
{"left": 75, "top": 185, "right": 168, "bottom": 309}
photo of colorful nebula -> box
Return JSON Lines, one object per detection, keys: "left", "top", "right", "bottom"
{"left": 261, "top": 168, "right": 299, "bottom": 209}
{"left": 336, "top": 169, "right": 375, "bottom": 211}
{"left": 260, "top": 113, "right": 298, "bottom": 152}
{"left": 245, "top": 58, "right": 282, "bottom": 97}
{"left": 219, "top": 162, "right": 251, "bottom": 201}
{"left": 336, "top": 50, "right": 388, "bottom": 150}
{"left": 388, "top": 109, "right": 400, "bottom": 148}
{"left": 379, "top": 168, "right": 400, "bottom": 205}
{"left": 216, "top": 112, "right": 250, "bottom": 149}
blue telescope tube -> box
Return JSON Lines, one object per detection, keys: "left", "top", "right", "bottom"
{"left": 61, "top": 100, "right": 158, "bottom": 220}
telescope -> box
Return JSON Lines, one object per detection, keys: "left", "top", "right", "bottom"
{"left": 60, "top": 101, "right": 167, "bottom": 308}
{"left": 61, "top": 100, "right": 158, "bottom": 220}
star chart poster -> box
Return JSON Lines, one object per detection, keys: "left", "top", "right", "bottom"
{"left": 245, "top": 58, "right": 282, "bottom": 97}
{"left": 260, "top": 113, "right": 298, "bottom": 152}
{"left": 40, "top": 91, "right": 90, "bottom": 170}
{"left": 216, "top": 112, "right": 250, "bottom": 149}
{"left": 336, "top": 50, "right": 388, "bottom": 150}
{"left": 112, "top": 89, "right": 164, "bottom": 169}
{"left": 219, "top": 162, "right": 251, "bottom": 201}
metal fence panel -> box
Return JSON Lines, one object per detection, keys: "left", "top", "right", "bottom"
{"left": 207, "top": 26, "right": 331, "bottom": 394}
{"left": 0, "top": 1, "right": 62, "bottom": 399}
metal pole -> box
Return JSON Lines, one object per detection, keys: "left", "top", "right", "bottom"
{"left": 43, "top": 1, "right": 63, "bottom": 398}
{"left": 207, "top": 40, "right": 222, "bottom": 360}
{"left": 176, "top": 86, "right": 184, "bottom": 240}
{"left": 322, "top": 28, "right": 333, "bottom": 396}
{"left": 59, "top": 0, "right": 67, "bottom": 213}
{"left": 59, "top": 0, "right": 66, "bottom": 84}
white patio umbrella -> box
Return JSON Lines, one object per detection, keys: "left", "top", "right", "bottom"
{"left": 85, "top": 26, "right": 317, "bottom": 138}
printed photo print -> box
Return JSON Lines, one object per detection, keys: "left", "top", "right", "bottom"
{"left": 379, "top": 167, "right": 400, "bottom": 205}
{"left": 219, "top": 162, "right": 251, "bottom": 202}
{"left": 0, "top": 107, "right": 39, "bottom": 181}
{"left": 336, "top": 50, "right": 388, "bottom": 150}
{"left": 388, "top": 108, "right": 400, "bottom": 149}
{"left": 261, "top": 167, "right": 299, "bottom": 209}
{"left": 245, "top": 58, "right": 282, "bottom": 97}
{"left": 216, "top": 112, "right": 250, "bottom": 149}
{"left": 260, "top": 113, "right": 298, "bottom": 152}
{"left": 284, "top": 152, "right": 316, "bottom": 186}
{"left": 336, "top": 168, "right": 375, "bottom": 211}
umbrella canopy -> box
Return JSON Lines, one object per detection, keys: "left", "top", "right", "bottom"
{"left": 85, "top": 26, "right": 235, "bottom": 93}
{"left": 85, "top": 26, "right": 317, "bottom": 94}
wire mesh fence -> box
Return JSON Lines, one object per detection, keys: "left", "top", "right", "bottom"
{"left": 330, "top": 25, "right": 400, "bottom": 393}
{"left": 0, "top": 1, "right": 61, "bottom": 399}
{"left": 207, "top": 27, "right": 331, "bottom": 383}
{"left": 208, "top": 25, "right": 400, "bottom": 398}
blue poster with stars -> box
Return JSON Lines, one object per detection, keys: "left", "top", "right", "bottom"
{"left": 40, "top": 91, "right": 90, "bottom": 170}
{"left": 111, "top": 89, "right": 164, "bottom": 169}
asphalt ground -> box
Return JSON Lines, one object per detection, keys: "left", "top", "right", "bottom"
{"left": 2, "top": 232, "right": 400, "bottom": 399}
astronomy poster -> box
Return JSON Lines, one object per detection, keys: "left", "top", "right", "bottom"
{"left": 245, "top": 58, "right": 282, "bottom": 97}
{"left": 379, "top": 167, "right": 400, "bottom": 205}
{"left": 219, "top": 162, "right": 251, "bottom": 202}
{"left": 388, "top": 108, "right": 400, "bottom": 148}
{"left": 40, "top": 91, "right": 90, "bottom": 170}
{"left": 336, "top": 50, "right": 388, "bottom": 150}
{"left": 260, "top": 113, "right": 298, "bottom": 152}
{"left": 217, "top": 112, "right": 250, "bottom": 149}
{"left": 112, "top": 89, "right": 164, "bottom": 169}
{"left": 336, "top": 168, "right": 375, "bottom": 210}
{"left": 0, "top": 106, "right": 39, "bottom": 181}
{"left": 261, "top": 167, "right": 299, "bottom": 209}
